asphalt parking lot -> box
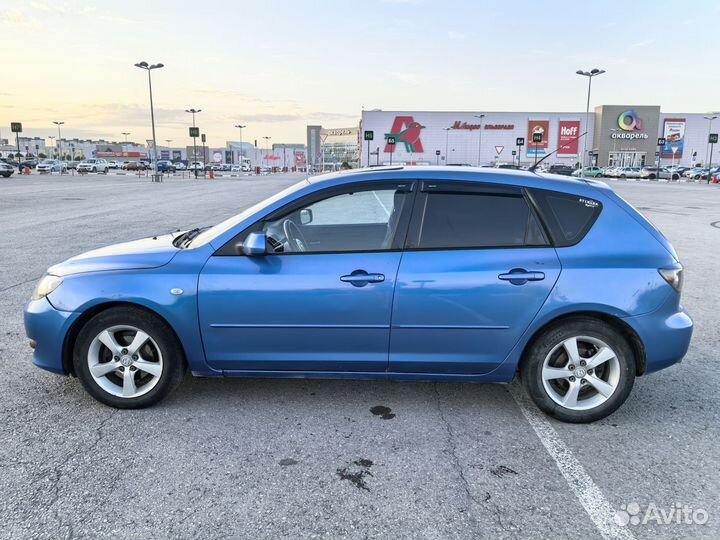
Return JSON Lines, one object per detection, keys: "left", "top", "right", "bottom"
{"left": 0, "top": 172, "right": 718, "bottom": 540}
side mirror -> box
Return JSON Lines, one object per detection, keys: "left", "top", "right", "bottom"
{"left": 239, "top": 231, "right": 267, "bottom": 256}
{"left": 299, "top": 208, "right": 313, "bottom": 225}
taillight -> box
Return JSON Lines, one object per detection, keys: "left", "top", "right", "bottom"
{"left": 658, "top": 266, "right": 683, "bottom": 293}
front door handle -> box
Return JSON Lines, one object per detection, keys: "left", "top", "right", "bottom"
{"left": 340, "top": 270, "right": 385, "bottom": 287}
{"left": 498, "top": 269, "right": 545, "bottom": 285}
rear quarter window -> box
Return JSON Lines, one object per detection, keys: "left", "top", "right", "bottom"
{"left": 529, "top": 189, "right": 602, "bottom": 247}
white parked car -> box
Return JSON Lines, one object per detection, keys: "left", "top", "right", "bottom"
{"left": 77, "top": 159, "right": 109, "bottom": 173}
{"left": 106, "top": 160, "right": 120, "bottom": 169}
{"left": 173, "top": 161, "right": 187, "bottom": 170}
{"left": 36, "top": 159, "right": 67, "bottom": 173}
{"left": 188, "top": 161, "right": 204, "bottom": 171}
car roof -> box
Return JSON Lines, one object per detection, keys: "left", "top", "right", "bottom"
{"left": 306, "top": 165, "right": 600, "bottom": 193}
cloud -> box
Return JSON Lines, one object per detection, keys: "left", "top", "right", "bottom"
{"left": 629, "top": 39, "right": 655, "bottom": 48}
{"left": 387, "top": 71, "right": 421, "bottom": 84}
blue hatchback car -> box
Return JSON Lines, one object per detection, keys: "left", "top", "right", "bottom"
{"left": 24, "top": 167, "right": 692, "bottom": 422}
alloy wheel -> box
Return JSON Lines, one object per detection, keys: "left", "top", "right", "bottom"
{"left": 541, "top": 335, "right": 620, "bottom": 411}
{"left": 87, "top": 325, "right": 163, "bottom": 398}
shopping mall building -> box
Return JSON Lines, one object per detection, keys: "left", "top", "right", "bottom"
{"left": 359, "top": 107, "right": 716, "bottom": 169}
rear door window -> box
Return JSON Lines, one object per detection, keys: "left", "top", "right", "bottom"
{"left": 529, "top": 189, "right": 602, "bottom": 246}
{"left": 409, "top": 183, "right": 548, "bottom": 249}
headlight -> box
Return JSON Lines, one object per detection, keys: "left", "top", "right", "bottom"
{"left": 658, "top": 266, "right": 683, "bottom": 293}
{"left": 31, "top": 275, "right": 64, "bottom": 300}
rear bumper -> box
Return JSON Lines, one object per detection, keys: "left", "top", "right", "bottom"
{"left": 622, "top": 297, "right": 693, "bottom": 374}
{"left": 23, "top": 298, "right": 79, "bottom": 375}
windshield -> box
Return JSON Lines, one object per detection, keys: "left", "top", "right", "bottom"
{"left": 189, "top": 178, "right": 310, "bottom": 247}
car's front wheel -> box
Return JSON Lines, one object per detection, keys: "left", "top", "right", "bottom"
{"left": 520, "top": 318, "right": 635, "bottom": 423}
{"left": 73, "top": 306, "right": 186, "bottom": 408}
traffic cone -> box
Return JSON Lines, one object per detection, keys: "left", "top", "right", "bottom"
{"left": 209, "top": 169, "right": 215, "bottom": 179}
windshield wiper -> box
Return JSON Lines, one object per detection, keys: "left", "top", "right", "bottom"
{"left": 175, "top": 227, "right": 210, "bottom": 248}
{"left": 172, "top": 228, "right": 201, "bottom": 248}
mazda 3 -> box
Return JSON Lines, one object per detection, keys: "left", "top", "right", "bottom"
{"left": 24, "top": 166, "right": 692, "bottom": 422}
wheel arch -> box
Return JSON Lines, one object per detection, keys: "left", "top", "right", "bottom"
{"left": 518, "top": 311, "right": 647, "bottom": 376}
{"left": 62, "top": 301, "right": 188, "bottom": 376}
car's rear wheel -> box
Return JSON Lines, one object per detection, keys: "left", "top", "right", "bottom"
{"left": 520, "top": 318, "right": 635, "bottom": 423}
{"left": 73, "top": 307, "right": 186, "bottom": 408}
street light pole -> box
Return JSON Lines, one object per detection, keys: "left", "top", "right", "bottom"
{"left": 134, "top": 61, "right": 164, "bottom": 182}
{"left": 185, "top": 108, "right": 201, "bottom": 178}
{"left": 263, "top": 136, "right": 271, "bottom": 173}
{"left": 703, "top": 115, "right": 717, "bottom": 183}
{"left": 53, "top": 121, "right": 64, "bottom": 162}
{"left": 122, "top": 132, "right": 131, "bottom": 143}
{"left": 235, "top": 124, "right": 246, "bottom": 168}
{"left": 474, "top": 114, "right": 485, "bottom": 167}
{"left": 576, "top": 68, "right": 605, "bottom": 177}
{"left": 443, "top": 127, "right": 452, "bottom": 165}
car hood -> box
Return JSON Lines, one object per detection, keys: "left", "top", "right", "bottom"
{"left": 48, "top": 234, "right": 180, "bottom": 276}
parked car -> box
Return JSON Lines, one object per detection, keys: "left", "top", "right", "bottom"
{"left": 21, "top": 158, "right": 38, "bottom": 169}
{"left": 125, "top": 161, "right": 146, "bottom": 171}
{"left": 571, "top": 166, "right": 603, "bottom": 178}
{"left": 173, "top": 161, "right": 187, "bottom": 170}
{"left": 683, "top": 166, "right": 719, "bottom": 180}
{"left": 0, "top": 161, "right": 15, "bottom": 177}
{"left": 156, "top": 160, "right": 176, "bottom": 173}
{"left": 548, "top": 164, "right": 575, "bottom": 176}
{"left": 77, "top": 159, "right": 109, "bottom": 174}
{"left": 1, "top": 158, "right": 20, "bottom": 168}
{"left": 107, "top": 160, "right": 120, "bottom": 169}
{"left": 188, "top": 161, "right": 205, "bottom": 171}
{"left": 640, "top": 167, "right": 680, "bottom": 180}
{"left": 24, "top": 166, "right": 692, "bottom": 423}
{"left": 65, "top": 161, "right": 79, "bottom": 170}
{"left": 616, "top": 167, "right": 642, "bottom": 179}
{"left": 36, "top": 159, "right": 67, "bottom": 173}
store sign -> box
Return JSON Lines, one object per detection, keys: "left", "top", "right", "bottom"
{"left": 384, "top": 116, "right": 424, "bottom": 153}
{"left": 557, "top": 120, "right": 581, "bottom": 157}
{"left": 325, "top": 128, "right": 354, "bottom": 136}
{"left": 527, "top": 120, "right": 549, "bottom": 156}
{"left": 661, "top": 119, "right": 685, "bottom": 158}
{"left": 484, "top": 124, "right": 514, "bottom": 130}
{"left": 295, "top": 150, "right": 306, "bottom": 166}
{"left": 451, "top": 121, "right": 482, "bottom": 131}
{"left": 613, "top": 110, "right": 649, "bottom": 140}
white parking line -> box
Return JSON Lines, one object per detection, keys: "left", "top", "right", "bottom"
{"left": 510, "top": 383, "right": 636, "bottom": 540}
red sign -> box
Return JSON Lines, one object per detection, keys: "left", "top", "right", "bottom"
{"left": 294, "top": 150, "right": 306, "bottom": 166}
{"left": 557, "top": 120, "right": 581, "bottom": 157}
{"left": 384, "top": 116, "right": 424, "bottom": 153}
{"left": 451, "top": 121, "right": 481, "bottom": 131}
{"left": 527, "top": 120, "right": 549, "bottom": 156}
{"left": 96, "top": 151, "right": 145, "bottom": 158}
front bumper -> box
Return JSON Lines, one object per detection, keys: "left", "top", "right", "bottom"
{"left": 622, "top": 294, "right": 693, "bottom": 374}
{"left": 23, "top": 298, "right": 80, "bottom": 375}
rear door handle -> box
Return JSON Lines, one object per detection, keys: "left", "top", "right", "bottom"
{"left": 498, "top": 269, "right": 545, "bottom": 285}
{"left": 341, "top": 271, "right": 385, "bottom": 287}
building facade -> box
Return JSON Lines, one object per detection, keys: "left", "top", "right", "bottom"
{"left": 306, "top": 126, "right": 360, "bottom": 170}
{"left": 360, "top": 108, "right": 716, "bottom": 169}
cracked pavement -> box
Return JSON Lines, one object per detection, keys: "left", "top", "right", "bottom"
{"left": 0, "top": 173, "right": 718, "bottom": 539}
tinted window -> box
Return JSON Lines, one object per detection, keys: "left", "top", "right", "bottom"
{"left": 416, "top": 192, "right": 546, "bottom": 249}
{"left": 530, "top": 189, "right": 602, "bottom": 246}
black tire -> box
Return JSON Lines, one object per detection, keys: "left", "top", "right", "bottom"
{"left": 520, "top": 317, "right": 635, "bottom": 423}
{"left": 92, "top": 167, "right": 97, "bottom": 173}
{"left": 73, "top": 306, "right": 187, "bottom": 409}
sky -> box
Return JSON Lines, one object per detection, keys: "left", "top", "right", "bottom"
{"left": 0, "top": 0, "right": 718, "bottom": 146}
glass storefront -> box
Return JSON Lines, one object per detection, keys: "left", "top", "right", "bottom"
{"left": 608, "top": 151, "right": 647, "bottom": 168}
